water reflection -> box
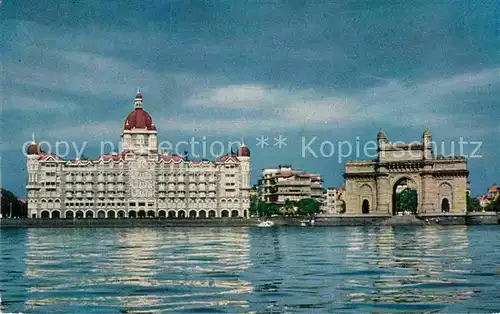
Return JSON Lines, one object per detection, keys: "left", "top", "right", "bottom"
{"left": 19, "top": 228, "right": 251, "bottom": 313}
{"left": 0, "top": 229, "right": 28, "bottom": 313}
{"left": 342, "top": 226, "right": 477, "bottom": 311}
{"left": 1, "top": 226, "right": 499, "bottom": 313}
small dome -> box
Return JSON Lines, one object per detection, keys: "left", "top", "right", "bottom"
{"left": 237, "top": 144, "right": 250, "bottom": 157}
{"left": 135, "top": 91, "right": 142, "bottom": 99}
{"left": 27, "top": 143, "right": 39, "bottom": 155}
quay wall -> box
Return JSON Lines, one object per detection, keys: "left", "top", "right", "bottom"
{"left": 0, "top": 213, "right": 498, "bottom": 228}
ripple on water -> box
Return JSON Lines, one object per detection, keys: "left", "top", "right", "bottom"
{"left": 0, "top": 226, "right": 500, "bottom": 313}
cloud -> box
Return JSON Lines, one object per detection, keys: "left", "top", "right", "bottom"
{"left": 174, "top": 67, "right": 500, "bottom": 135}
{"left": 4, "top": 95, "right": 78, "bottom": 113}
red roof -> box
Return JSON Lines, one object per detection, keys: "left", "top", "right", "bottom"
{"left": 158, "top": 155, "right": 184, "bottom": 163}
{"left": 135, "top": 91, "right": 142, "bottom": 99}
{"left": 488, "top": 184, "right": 498, "bottom": 193}
{"left": 95, "top": 154, "right": 125, "bottom": 162}
{"left": 39, "top": 153, "right": 63, "bottom": 161}
{"left": 237, "top": 145, "right": 250, "bottom": 157}
{"left": 216, "top": 154, "right": 240, "bottom": 163}
{"left": 124, "top": 108, "right": 155, "bottom": 130}
{"left": 27, "top": 143, "right": 39, "bottom": 155}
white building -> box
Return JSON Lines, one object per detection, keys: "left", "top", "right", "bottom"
{"left": 25, "top": 92, "right": 251, "bottom": 219}
{"left": 259, "top": 165, "right": 323, "bottom": 205}
{"left": 321, "top": 187, "right": 345, "bottom": 215}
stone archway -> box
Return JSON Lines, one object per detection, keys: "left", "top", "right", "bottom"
{"left": 343, "top": 129, "right": 468, "bottom": 216}
{"left": 392, "top": 177, "right": 418, "bottom": 215}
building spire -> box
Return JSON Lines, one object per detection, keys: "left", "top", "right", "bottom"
{"left": 31, "top": 132, "right": 36, "bottom": 144}
{"left": 134, "top": 89, "right": 143, "bottom": 109}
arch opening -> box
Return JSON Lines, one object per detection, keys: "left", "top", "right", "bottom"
{"left": 392, "top": 178, "right": 418, "bottom": 216}
{"left": 441, "top": 198, "right": 450, "bottom": 212}
{"left": 178, "top": 210, "right": 186, "bottom": 218}
{"left": 65, "top": 211, "right": 74, "bottom": 219}
{"left": 51, "top": 210, "right": 61, "bottom": 218}
{"left": 208, "top": 210, "right": 216, "bottom": 218}
{"left": 362, "top": 199, "right": 370, "bottom": 214}
{"left": 41, "top": 210, "right": 50, "bottom": 219}
{"left": 168, "top": 210, "right": 176, "bottom": 218}
{"left": 221, "top": 210, "right": 229, "bottom": 217}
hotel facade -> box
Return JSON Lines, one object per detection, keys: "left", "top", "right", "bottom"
{"left": 258, "top": 165, "right": 323, "bottom": 205}
{"left": 25, "top": 92, "right": 251, "bottom": 219}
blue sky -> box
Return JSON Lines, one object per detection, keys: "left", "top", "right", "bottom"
{"left": 2, "top": 0, "right": 499, "bottom": 197}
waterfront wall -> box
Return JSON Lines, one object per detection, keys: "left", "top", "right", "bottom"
{"left": 1, "top": 213, "right": 498, "bottom": 228}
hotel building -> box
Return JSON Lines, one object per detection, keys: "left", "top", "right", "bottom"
{"left": 258, "top": 165, "right": 323, "bottom": 205}
{"left": 25, "top": 92, "right": 251, "bottom": 219}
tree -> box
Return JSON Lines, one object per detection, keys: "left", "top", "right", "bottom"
{"left": 485, "top": 196, "right": 500, "bottom": 212}
{"left": 258, "top": 202, "right": 280, "bottom": 217}
{"left": 466, "top": 194, "right": 482, "bottom": 212}
{"left": 297, "top": 198, "right": 321, "bottom": 217}
{"left": 1, "top": 189, "right": 27, "bottom": 218}
{"left": 249, "top": 195, "right": 259, "bottom": 216}
{"left": 281, "top": 199, "right": 297, "bottom": 216}
{"left": 396, "top": 189, "right": 418, "bottom": 213}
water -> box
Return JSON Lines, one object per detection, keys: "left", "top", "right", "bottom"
{"left": 0, "top": 226, "right": 499, "bottom": 313}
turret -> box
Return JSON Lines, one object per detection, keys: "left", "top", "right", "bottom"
{"left": 422, "top": 127, "right": 432, "bottom": 159}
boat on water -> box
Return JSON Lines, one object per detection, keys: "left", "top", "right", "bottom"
{"left": 257, "top": 220, "right": 275, "bottom": 227}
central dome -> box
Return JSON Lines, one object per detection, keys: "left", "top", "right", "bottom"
{"left": 123, "top": 91, "right": 156, "bottom": 130}
{"left": 124, "top": 109, "right": 155, "bottom": 130}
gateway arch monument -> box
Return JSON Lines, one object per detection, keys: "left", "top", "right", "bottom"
{"left": 343, "top": 128, "right": 468, "bottom": 216}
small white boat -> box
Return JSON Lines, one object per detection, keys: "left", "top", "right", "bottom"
{"left": 257, "top": 220, "right": 275, "bottom": 227}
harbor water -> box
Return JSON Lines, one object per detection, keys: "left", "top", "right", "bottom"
{"left": 0, "top": 226, "right": 499, "bottom": 313}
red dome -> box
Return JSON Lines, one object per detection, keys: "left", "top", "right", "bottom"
{"left": 124, "top": 108, "right": 155, "bottom": 130}
{"left": 27, "top": 143, "right": 39, "bottom": 155}
{"left": 135, "top": 92, "right": 142, "bottom": 99}
{"left": 237, "top": 145, "right": 250, "bottom": 157}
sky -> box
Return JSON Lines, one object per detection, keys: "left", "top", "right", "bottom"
{"left": 1, "top": 0, "right": 499, "bottom": 197}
